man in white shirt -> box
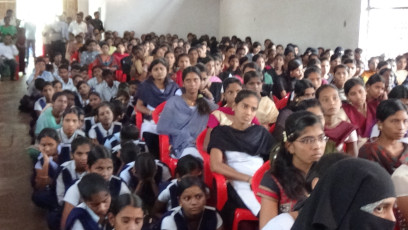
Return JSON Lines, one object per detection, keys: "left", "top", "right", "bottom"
{"left": 50, "top": 15, "right": 68, "bottom": 59}
{"left": 55, "top": 65, "right": 76, "bottom": 91}
{"left": 96, "top": 69, "right": 120, "bottom": 101}
{"left": 0, "top": 34, "right": 19, "bottom": 80}
{"left": 24, "top": 21, "right": 36, "bottom": 62}
{"left": 68, "top": 12, "right": 87, "bottom": 36}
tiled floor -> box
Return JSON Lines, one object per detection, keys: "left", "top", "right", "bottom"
{"left": 0, "top": 76, "right": 48, "bottom": 229}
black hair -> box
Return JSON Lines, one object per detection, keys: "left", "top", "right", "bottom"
{"left": 252, "top": 54, "right": 263, "bottom": 63}
{"left": 58, "top": 64, "right": 69, "bottom": 70}
{"left": 235, "top": 89, "right": 260, "bottom": 104}
{"left": 342, "top": 58, "right": 356, "bottom": 65}
{"left": 287, "top": 58, "right": 302, "bottom": 73}
{"left": 89, "top": 91, "right": 101, "bottom": 99}
{"left": 294, "top": 79, "right": 315, "bottom": 97}
{"left": 396, "top": 55, "right": 406, "bottom": 62}
{"left": 284, "top": 46, "right": 295, "bottom": 56}
{"left": 134, "top": 152, "right": 156, "bottom": 180}
{"left": 109, "top": 193, "right": 143, "bottom": 216}
{"left": 34, "top": 78, "right": 46, "bottom": 91}
{"left": 71, "top": 136, "right": 92, "bottom": 154}
{"left": 271, "top": 111, "right": 322, "bottom": 200}
{"left": 120, "top": 141, "right": 141, "bottom": 165}
{"left": 376, "top": 99, "right": 408, "bottom": 122}
{"left": 87, "top": 145, "right": 112, "bottom": 167}
{"left": 243, "top": 70, "right": 262, "bottom": 85}
{"left": 96, "top": 101, "right": 114, "bottom": 117}
{"left": 62, "top": 106, "right": 81, "bottom": 120}
{"left": 52, "top": 80, "right": 62, "bottom": 87}
{"left": 333, "top": 64, "right": 349, "bottom": 74}
{"left": 242, "top": 62, "right": 261, "bottom": 73}
{"left": 344, "top": 78, "right": 364, "bottom": 96}
{"left": 305, "top": 153, "right": 350, "bottom": 193}
{"left": 120, "top": 125, "right": 139, "bottom": 143}
{"left": 365, "top": 74, "right": 385, "bottom": 87}
{"left": 182, "top": 66, "right": 211, "bottom": 115}
{"left": 41, "top": 81, "right": 53, "bottom": 91}
{"left": 315, "top": 84, "right": 339, "bottom": 100}
{"left": 176, "top": 53, "right": 190, "bottom": 66}
{"left": 195, "top": 63, "right": 207, "bottom": 74}
{"left": 76, "top": 80, "right": 89, "bottom": 90}
{"left": 330, "top": 53, "right": 342, "bottom": 62}
{"left": 176, "top": 155, "right": 203, "bottom": 178}
{"left": 295, "top": 98, "right": 322, "bottom": 112}
{"left": 304, "top": 66, "right": 322, "bottom": 79}
{"left": 379, "top": 68, "right": 392, "bottom": 76}
{"left": 102, "top": 69, "right": 113, "bottom": 78}
{"left": 222, "top": 77, "right": 242, "bottom": 92}
{"left": 228, "top": 54, "right": 238, "bottom": 62}
{"left": 377, "top": 61, "right": 389, "bottom": 70}
{"left": 148, "top": 57, "right": 169, "bottom": 73}
{"left": 36, "top": 128, "right": 60, "bottom": 143}
{"left": 307, "top": 58, "right": 321, "bottom": 68}
{"left": 51, "top": 91, "right": 67, "bottom": 102}
{"left": 389, "top": 85, "right": 408, "bottom": 99}
{"left": 78, "top": 173, "right": 110, "bottom": 201}
{"left": 63, "top": 89, "right": 76, "bottom": 98}
{"left": 177, "top": 176, "right": 207, "bottom": 197}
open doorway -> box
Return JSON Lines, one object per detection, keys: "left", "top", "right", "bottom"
{"left": 16, "top": 0, "right": 63, "bottom": 58}
{"left": 359, "top": 0, "right": 408, "bottom": 59}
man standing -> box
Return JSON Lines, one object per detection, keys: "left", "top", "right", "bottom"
{"left": 91, "top": 11, "right": 104, "bottom": 32}
{"left": 68, "top": 12, "right": 87, "bottom": 36}
{"left": 50, "top": 15, "right": 68, "bottom": 60}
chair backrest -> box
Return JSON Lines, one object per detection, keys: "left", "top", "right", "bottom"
{"left": 159, "top": 134, "right": 177, "bottom": 176}
{"left": 195, "top": 129, "right": 214, "bottom": 189}
{"left": 152, "top": 101, "right": 167, "bottom": 124}
{"left": 252, "top": 160, "right": 271, "bottom": 203}
{"left": 135, "top": 111, "right": 142, "bottom": 138}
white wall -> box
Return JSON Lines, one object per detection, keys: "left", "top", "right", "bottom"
{"left": 219, "top": 0, "right": 363, "bottom": 51}
{"left": 91, "top": 0, "right": 219, "bottom": 38}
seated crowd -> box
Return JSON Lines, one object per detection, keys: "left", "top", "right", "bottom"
{"left": 5, "top": 9, "right": 408, "bottom": 230}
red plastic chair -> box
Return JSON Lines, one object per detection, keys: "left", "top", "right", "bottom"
{"left": 252, "top": 161, "right": 271, "bottom": 203}
{"left": 213, "top": 172, "right": 258, "bottom": 230}
{"left": 154, "top": 101, "right": 178, "bottom": 176}
{"left": 135, "top": 110, "right": 143, "bottom": 139}
{"left": 152, "top": 101, "right": 167, "bottom": 124}
{"left": 268, "top": 123, "right": 276, "bottom": 134}
{"left": 196, "top": 130, "right": 213, "bottom": 189}
{"left": 159, "top": 134, "right": 178, "bottom": 177}
{"left": 273, "top": 92, "right": 291, "bottom": 110}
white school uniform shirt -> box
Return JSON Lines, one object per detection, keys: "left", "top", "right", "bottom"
{"left": 158, "top": 179, "right": 178, "bottom": 210}
{"left": 161, "top": 206, "right": 223, "bottom": 230}
{"left": 57, "top": 128, "right": 85, "bottom": 145}
{"left": 56, "top": 160, "right": 87, "bottom": 206}
{"left": 88, "top": 122, "right": 122, "bottom": 140}
{"left": 262, "top": 213, "right": 294, "bottom": 230}
{"left": 87, "top": 77, "right": 104, "bottom": 91}
{"left": 35, "top": 153, "right": 59, "bottom": 171}
{"left": 57, "top": 77, "right": 76, "bottom": 91}
{"left": 71, "top": 203, "right": 104, "bottom": 230}
{"left": 96, "top": 80, "right": 120, "bottom": 102}
{"left": 34, "top": 96, "right": 48, "bottom": 112}
{"left": 119, "top": 160, "right": 171, "bottom": 186}
{"left": 63, "top": 175, "right": 130, "bottom": 206}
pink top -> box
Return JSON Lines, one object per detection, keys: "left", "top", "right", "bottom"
{"left": 210, "top": 75, "right": 222, "bottom": 83}
{"left": 207, "top": 106, "right": 260, "bottom": 128}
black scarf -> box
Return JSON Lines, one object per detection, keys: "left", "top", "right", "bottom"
{"left": 208, "top": 125, "right": 273, "bottom": 158}
{"left": 291, "top": 158, "right": 396, "bottom": 230}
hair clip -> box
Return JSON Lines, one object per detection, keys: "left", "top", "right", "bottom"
{"left": 197, "top": 94, "right": 204, "bottom": 99}
{"left": 283, "top": 131, "right": 287, "bottom": 142}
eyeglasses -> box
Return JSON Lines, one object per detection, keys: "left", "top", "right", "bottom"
{"left": 295, "top": 134, "right": 329, "bottom": 145}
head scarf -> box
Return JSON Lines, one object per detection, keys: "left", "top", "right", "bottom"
{"left": 292, "top": 158, "right": 396, "bottom": 230}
